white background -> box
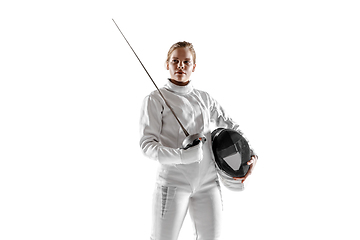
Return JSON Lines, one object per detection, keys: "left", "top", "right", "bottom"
{"left": 1, "top": 0, "right": 359, "bottom": 239}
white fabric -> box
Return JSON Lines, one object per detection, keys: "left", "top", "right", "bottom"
{"left": 179, "top": 141, "right": 203, "bottom": 164}
{"left": 151, "top": 178, "right": 223, "bottom": 240}
{"left": 140, "top": 79, "right": 253, "bottom": 239}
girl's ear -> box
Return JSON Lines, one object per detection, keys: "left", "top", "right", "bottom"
{"left": 166, "top": 61, "right": 169, "bottom": 70}
{"left": 192, "top": 63, "right": 196, "bottom": 72}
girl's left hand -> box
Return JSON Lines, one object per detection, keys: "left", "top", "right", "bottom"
{"left": 247, "top": 155, "right": 258, "bottom": 173}
{"left": 236, "top": 155, "right": 258, "bottom": 183}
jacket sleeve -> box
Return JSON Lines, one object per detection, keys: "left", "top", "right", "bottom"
{"left": 209, "top": 95, "right": 257, "bottom": 157}
{"left": 139, "top": 95, "right": 182, "bottom": 164}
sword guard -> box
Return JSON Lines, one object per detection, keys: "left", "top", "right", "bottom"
{"left": 182, "top": 133, "right": 207, "bottom": 150}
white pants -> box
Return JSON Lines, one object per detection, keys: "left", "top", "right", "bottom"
{"left": 150, "top": 177, "right": 223, "bottom": 240}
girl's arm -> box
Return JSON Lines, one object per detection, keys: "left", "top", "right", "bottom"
{"left": 139, "top": 95, "right": 202, "bottom": 165}
{"left": 209, "top": 95, "right": 257, "bottom": 158}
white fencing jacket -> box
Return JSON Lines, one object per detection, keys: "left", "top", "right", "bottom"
{"left": 140, "top": 79, "right": 254, "bottom": 189}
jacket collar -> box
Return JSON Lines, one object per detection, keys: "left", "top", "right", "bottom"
{"left": 164, "top": 78, "right": 194, "bottom": 95}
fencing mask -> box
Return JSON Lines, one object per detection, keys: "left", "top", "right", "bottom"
{"left": 211, "top": 128, "right": 251, "bottom": 191}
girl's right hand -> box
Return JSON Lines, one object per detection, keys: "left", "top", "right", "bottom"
{"left": 180, "top": 141, "right": 203, "bottom": 164}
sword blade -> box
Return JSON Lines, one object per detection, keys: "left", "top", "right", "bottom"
{"left": 112, "top": 19, "right": 189, "bottom": 137}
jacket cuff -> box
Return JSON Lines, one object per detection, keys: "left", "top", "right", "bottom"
{"left": 157, "top": 147, "right": 182, "bottom": 165}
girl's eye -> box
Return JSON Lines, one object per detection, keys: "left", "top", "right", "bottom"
{"left": 172, "top": 60, "right": 178, "bottom": 63}
{"left": 184, "top": 61, "right": 190, "bottom": 64}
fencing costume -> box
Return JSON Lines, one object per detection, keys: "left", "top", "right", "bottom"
{"left": 140, "top": 79, "right": 255, "bottom": 240}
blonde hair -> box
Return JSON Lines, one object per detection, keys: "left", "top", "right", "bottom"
{"left": 165, "top": 41, "right": 196, "bottom": 65}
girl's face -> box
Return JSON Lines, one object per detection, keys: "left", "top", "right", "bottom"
{"left": 166, "top": 47, "right": 196, "bottom": 83}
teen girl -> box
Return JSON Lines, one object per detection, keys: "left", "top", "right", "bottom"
{"left": 140, "top": 41, "right": 257, "bottom": 240}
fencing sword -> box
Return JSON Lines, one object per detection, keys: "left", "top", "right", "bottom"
{"left": 112, "top": 19, "right": 206, "bottom": 149}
